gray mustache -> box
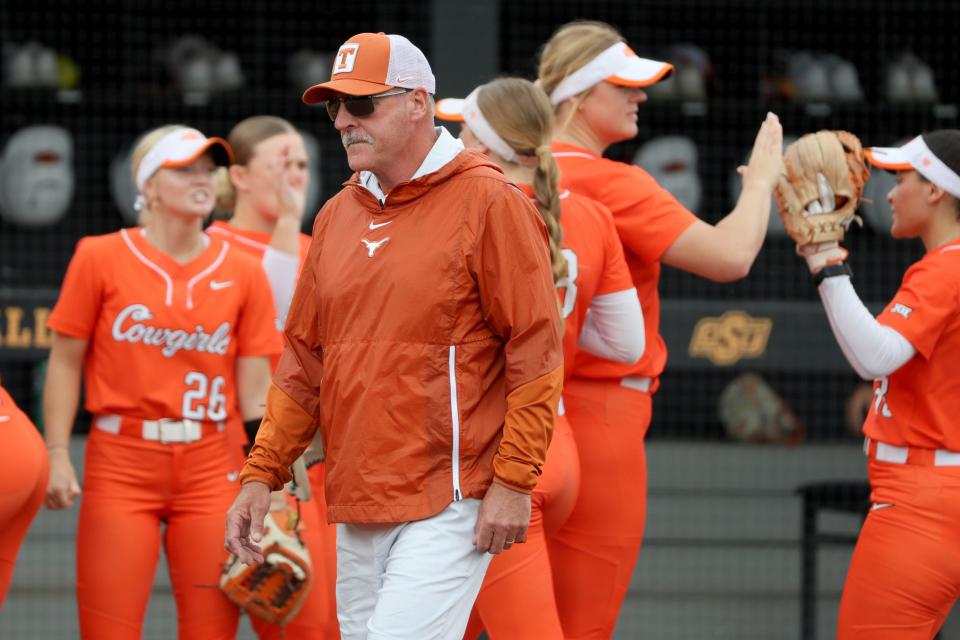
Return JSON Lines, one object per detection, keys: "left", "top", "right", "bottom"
{"left": 342, "top": 131, "right": 374, "bottom": 148}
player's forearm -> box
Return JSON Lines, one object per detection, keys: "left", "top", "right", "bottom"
{"left": 235, "top": 355, "right": 272, "bottom": 421}
{"left": 716, "top": 180, "right": 772, "bottom": 266}
{"left": 43, "top": 334, "right": 87, "bottom": 449}
{"left": 493, "top": 366, "right": 563, "bottom": 493}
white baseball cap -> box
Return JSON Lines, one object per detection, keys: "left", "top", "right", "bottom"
{"left": 549, "top": 42, "right": 674, "bottom": 105}
{"left": 866, "top": 130, "right": 960, "bottom": 198}
{"left": 136, "top": 127, "right": 233, "bottom": 191}
{"left": 302, "top": 32, "right": 435, "bottom": 103}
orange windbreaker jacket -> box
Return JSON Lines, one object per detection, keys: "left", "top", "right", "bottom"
{"left": 241, "top": 147, "right": 564, "bottom": 524}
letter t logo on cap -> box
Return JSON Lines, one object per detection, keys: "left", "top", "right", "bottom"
{"left": 333, "top": 44, "right": 359, "bottom": 75}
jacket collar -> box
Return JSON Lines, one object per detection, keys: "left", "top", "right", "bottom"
{"left": 346, "top": 132, "right": 505, "bottom": 209}
{"left": 357, "top": 127, "right": 464, "bottom": 204}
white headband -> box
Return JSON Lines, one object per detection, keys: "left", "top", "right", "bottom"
{"left": 549, "top": 42, "right": 673, "bottom": 105}
{"left": 462, "top": 88, "right": 519, "bottom": 162}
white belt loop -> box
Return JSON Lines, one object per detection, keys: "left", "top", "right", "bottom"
{"left": 621, "top": 376, "right": 652, "bottom": 393}
{"left": 143, "top": 420, "right": 160, "bottom": 440}
{"left": 876, "top": 442, "right": 909, "bottom": 464}
{"left": 96, "top": 414, "right": 121, "bottom": 434}
{"left": 935, "top": 449, "right": 960, "bottom": 466}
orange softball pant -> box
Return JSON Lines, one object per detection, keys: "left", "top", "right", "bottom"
{"left": 463, "top": 414, "right": 580, "bottom": 640}
{"left": 251, "top": 462, "right": 340, "bottom": 639}
{"left": 77, "top": 425, "right": 240, "bottom": 640}
{"left": 549, "top": 377, "right": 651, "bottom": 640}
{"left": 0, "top": 386, "right": 48, "bottom": 607}
{"left": 838, "top": 453, "right": 960, "bottom": 639}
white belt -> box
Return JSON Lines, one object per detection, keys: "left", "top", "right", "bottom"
{"left": 620, "top": 376, "right": 652, "bottom": 393}
{"left": 144, "top": 419, "right": 203, "bottom": 443}
{"left": 96, "top": 415, "right": 210, "bottom": 444}
{"left": 864, "top": 436, "right": 960, "bottom": 467}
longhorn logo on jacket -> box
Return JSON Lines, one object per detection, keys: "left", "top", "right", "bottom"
{"left": 360, "top": 237, "right": 389, "bottom": 257}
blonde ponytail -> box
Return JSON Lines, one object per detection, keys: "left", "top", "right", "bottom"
{"left": 532, "top": 145, "right": 567, "bottom": 283}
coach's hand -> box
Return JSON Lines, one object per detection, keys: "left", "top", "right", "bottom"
{"left": 45, "top": 449, "right": 81, "bottom": 510}
{"left": 225, "top": 481, "right": 271, "bottom": 565}
{"left": 473, "top": 482, "right": 531, "bottom": 555}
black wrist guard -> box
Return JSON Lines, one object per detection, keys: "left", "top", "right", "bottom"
{"left": 813, "top": 262, "right": 852, "bottom": 287}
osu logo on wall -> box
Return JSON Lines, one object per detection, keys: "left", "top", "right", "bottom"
{"left": 688, "top": 310, "right": 772, "bottom": 366}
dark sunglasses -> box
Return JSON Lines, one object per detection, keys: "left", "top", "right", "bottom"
{"left": 324, "top": 88, "right": 411, "bottom": 121}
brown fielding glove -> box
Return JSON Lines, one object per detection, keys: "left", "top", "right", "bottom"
{"left": 221, "top": 508, "right": 313, "bottom": 625}
{"left": 774, "top": 130, "right": 870, "bottom": 247}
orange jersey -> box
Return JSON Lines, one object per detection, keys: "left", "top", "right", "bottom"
{"left": 206, "top": 220, "right": 312, "bottom": 270}
{"left": 516, "top": 184, "right": 634, "bottom": 380}
{"left": 553, "top": 141, "right": 697, "bottom": 381}
{"left": 48, "top": 228, "right": 282, "bottom": 422}
{"left": 864, "top": 239, "right": 960, "bottom": 449}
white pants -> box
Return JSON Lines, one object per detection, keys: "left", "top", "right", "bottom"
{"left": 336, "top": 499, "right": 492, "bottom": 640}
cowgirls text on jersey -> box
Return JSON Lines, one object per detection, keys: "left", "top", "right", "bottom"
{"left": 111, "top": 303, "right": 231, "bottom": 358}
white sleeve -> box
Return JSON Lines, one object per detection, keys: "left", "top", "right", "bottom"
{"left": 261, "top": 247, "right": 300, "bottom": 326}
{"left": 576, "top": 288, "right": 645, "bottom": 363}
{"left": 818, "top": 275, "right": 916, "bottom": 380}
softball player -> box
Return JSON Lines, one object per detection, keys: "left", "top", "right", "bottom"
{"left": 808, "top": 130, "right": 960, "bottom": 639}
{"left": 210, "top": 115, "right": 339, "bottom": 639}
{"left": 0, "top": 380, "right": 48, "bottom": 607}
{"left": 436, "top": 77, "right": 644, "bottom": 639}
{"left": 537, "top": 20, "right": 783, "bottom": 638}
{"left": 43, "top": 125, "right": 282, "bottom": 639}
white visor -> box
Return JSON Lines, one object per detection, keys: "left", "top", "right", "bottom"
{"left": 135, "top": 127, "right": 233, "bottom": 191}
{"left": 435, "top": 98, "right": 466, "bottom": 122}
{"left": 549, "top": 42, "right": 674, "bottom": 106}
{"left": 867, "top": 135, "right": 960, "bottom": 199}
{"left": 436, "top": 90, "right": 519, "bottom": 162}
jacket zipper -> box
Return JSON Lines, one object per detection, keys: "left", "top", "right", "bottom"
{"left": 448, "top": 345, "right": 462, "bottom": 501}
